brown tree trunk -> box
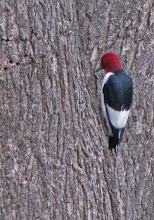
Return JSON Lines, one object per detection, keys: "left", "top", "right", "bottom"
{"left": 0, "top": 0, "right": 153, "bottom": 219}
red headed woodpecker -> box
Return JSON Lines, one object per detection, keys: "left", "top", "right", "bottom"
{"left": 96, "top": 52, "right": 133, "bottom": 152}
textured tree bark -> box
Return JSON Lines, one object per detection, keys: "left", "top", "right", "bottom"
{"left": 0, "top": 0, "right": 153, "bottom": 219}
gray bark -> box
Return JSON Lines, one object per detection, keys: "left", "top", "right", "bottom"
{"left": 0, "top": 0, "right": 153, "bottom": 219}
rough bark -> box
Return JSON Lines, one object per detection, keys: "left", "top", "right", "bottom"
{"left": 0, "top": 0, "right": 153, "bottom": 219}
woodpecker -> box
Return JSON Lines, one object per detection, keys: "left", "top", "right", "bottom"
{"left": 96, "top": 52, "right": 133, "bottom": 152}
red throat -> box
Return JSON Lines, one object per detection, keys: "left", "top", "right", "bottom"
{"left": 101, "top": 52, "right": 122, "bottom": 73}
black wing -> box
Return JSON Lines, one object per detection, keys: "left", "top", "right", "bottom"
{"left": 103, "top": 69, "right": 133, "bottom": 111}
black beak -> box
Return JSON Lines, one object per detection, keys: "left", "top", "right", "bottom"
{"left": 95, "top": 64, "right": 102, "bottom": 72}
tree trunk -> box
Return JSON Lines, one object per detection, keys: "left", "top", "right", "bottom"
{"left": 0, "top": 0, "right": 153, "bottom": 219}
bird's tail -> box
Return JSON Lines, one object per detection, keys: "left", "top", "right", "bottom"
{"left": 109, "top": 128, "right": 125, "bottom": 152}
{"left": 109, "top": 131, "right": 119, "bottom": 152}
{"left": 118, "top": 127, "right": 125, "bottom": 144}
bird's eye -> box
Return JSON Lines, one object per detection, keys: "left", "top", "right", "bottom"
{"left": 101, "top": 61, "right": 105, "bottom": 68}
{"left": 101, "top": 60, "right": 103, "bottom": 66}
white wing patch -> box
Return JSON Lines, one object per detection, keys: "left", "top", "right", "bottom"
{"left": 106, "top": 104, "right": 130, "bottom": 129}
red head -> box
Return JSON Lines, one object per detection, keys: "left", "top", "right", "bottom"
{"left": 101, "top": 52, "right": 122, "bottom": 73}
